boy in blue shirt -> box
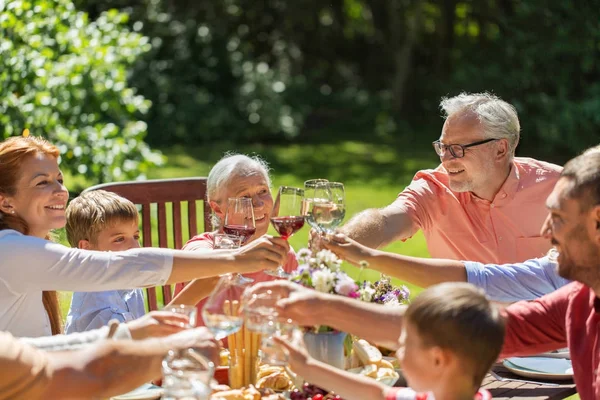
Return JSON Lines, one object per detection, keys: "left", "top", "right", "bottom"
{"left": 65, "top": 190, "right": 146, "bottom": 333}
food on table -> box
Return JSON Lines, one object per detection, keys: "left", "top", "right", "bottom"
{"left": 289, "top": 383, "right": 343, "bottom": 400}
{"left": 210, "top": 385, "right": 286, "bottom": 400}
{"left": 349, "top": 339, "right": 400, "bottom": 385}
{"left": 255, "top": 364, "right": 293, "bottom": 391}
{"left": 353, "top": 339, "right": 383, "bottom": 364}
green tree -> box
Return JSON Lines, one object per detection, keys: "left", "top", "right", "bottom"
{"left": 0, "top": 0, "right": 163, "bottom": 186}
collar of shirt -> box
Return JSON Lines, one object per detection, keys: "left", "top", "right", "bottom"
{"left": 467, "top": 161, "right": 519, "bottom": 207}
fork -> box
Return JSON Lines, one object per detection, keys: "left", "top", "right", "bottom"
{"left": 490, "top": 370, "right": 559, "bottom": 386}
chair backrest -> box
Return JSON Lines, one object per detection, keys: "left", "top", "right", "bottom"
{"left": 83, "top": 177, "right": 213, "bottom": 311}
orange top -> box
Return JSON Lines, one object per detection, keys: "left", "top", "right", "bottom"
{"left": 395, "top": 157, "right": 562, "bottom": 264}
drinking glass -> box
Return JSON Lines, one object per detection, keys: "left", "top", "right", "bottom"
{"left": 162, "top": 348, "right": 215, "bottom": 400}
{"left": 223, "top": 197, "right": 256, "bottom": 245}
{"left": 241, "top": 290, "right": 293, "bottom": 366}
{"left": 266, "top": 186, "right": 305, "bottom": 278}
{"left": 311, "top": 182, "right": 345, "bottom": 234}
{"left": 201, "top": 274, "right": 245, "bottom": 340}
{"left": 163, "top": 304, "right": 198, "bottom": 328}
{"left": 213, "top": 233, "right": 253, "bottom": 285}
{"left": 302, "top": 179, "right": 329, "bottom": 219}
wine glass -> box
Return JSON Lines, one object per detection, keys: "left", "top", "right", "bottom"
{"left": 302, "top": 179, "right": 329, "bottom": 220}
{"left": 266, "top": 186, "right": 305, "bottom": 278}
{"left": 241, "top": 290, "right": 294, "bottom": 366}
{"left": 201, "top": 275, "right": 245, "bottom": 340}
{"left": 162, "top": 348, "right": 215, "bottom": 400}
{"left": 223, "top": 197, "right": 256, "bottom": 245}
{"left": 213, "top": 233, "right": 253, "bottom": 285}
{"left": 163, "top": 304, "right": 198, "bottom": 328}
{"left": 311, "top": 182, "right": 345, "bottom": 234}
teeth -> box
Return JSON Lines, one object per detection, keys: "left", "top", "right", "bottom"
{"left": 47, "top": 205, "right": 64, "bottom": 210}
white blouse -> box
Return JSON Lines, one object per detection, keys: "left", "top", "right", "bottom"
{"left": 0, "top": 230, "right": 173, "bottom": 337}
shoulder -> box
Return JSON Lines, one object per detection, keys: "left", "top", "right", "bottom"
{"left": 514, "top": 157, "right": 562, "bottom": 182}
{"left": 398, "top": 166, "right": 451, "bottom": 198}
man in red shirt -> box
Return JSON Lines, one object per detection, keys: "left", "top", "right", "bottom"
{"left": 500, "top": 145, "right": 600, "bottom": 400}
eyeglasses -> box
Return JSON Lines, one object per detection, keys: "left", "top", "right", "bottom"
{"left": 432, "top": 138, "right": 499, "bottom": 159}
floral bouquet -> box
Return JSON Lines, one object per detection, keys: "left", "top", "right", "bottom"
{"left": 291, "top": 248, "right": 410, "bottom": 332}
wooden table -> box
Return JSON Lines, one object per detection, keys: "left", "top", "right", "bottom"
{"left": 481, "top": 364, "right": 577, "bottom": 399}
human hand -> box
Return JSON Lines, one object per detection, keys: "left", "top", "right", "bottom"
{"left": 162, "top": 327, "right": 220, "bottom": 365}
{"left": 308, "top": 228, "right": 324, "bottom": 252}
{"left": 127, "top": 311, "right": 189, "bottom": 340}
{"left": 273, "top": 330, "right": 311, "bottom": 373}
{"left": 246, "top": 281, "right": 328, "bottom": 327}
{"left": 321, "top": 233, "right": 374, "bottom": 267}
{"left": 234, "top": 235, "right": 290, "bottom": 273}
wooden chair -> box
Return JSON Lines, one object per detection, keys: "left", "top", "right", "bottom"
{"left": 83, "top": 177, "right": 213, "bottom": 311}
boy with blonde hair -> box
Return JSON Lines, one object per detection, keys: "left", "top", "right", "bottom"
{"left": 65, "top": 190, "right": 146, "bottom": 333}
{"left": 261, "top": 282, "right": 505, "bottom": 400}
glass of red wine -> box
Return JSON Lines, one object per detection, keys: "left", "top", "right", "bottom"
{"left": 266, "top": 186, "right": 305, "bottom": 278}
{"left": 223, "top": 197, "right": 256, "bottom": 245}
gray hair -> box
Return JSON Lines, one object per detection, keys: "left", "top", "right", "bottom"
{"left": 440, "top": 92, "right": 520, "bottom": 156}
{"left": 207, "top": 153, "right": 271, "bottom": 227}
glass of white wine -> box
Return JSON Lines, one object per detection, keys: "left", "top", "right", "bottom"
{"left": 311, "top": 182, "right": 345, "bottom": 234}
{"left": 201, "top": 275, "right": 245, "bottom": 340}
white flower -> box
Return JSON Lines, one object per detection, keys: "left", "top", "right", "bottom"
{"left": 359, "top": 285, "right": 376, "bottom": 302}
{"left": 315, "top": 249, "right": 342, "bottom": 271}
{"left": 335, "top": 273, "right": 358, "bottom": 296}
{"left": 312, "top": 269, "right": 337, "bottom": 293}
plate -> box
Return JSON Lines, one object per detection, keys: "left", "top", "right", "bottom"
{"left": 503, "top": 357, "right": 573, "bottom": 381}
{"left": 346, "top": 367, "right": 401, "bottom": 386}
{"left": 110, "top": 383, "right": 164, "bottom": 400}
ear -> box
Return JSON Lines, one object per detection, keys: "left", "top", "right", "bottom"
{"left": 495, "top": 138, "right": 509, "bottom": 161}
{"left": 210, "top": 200, "right": 225, "bottom": 219}
{"left": 430, "top": 346, "right": 452, "bottom": 370}
{"left": 78, "top": 239, "right": 92, "bottom": 250}
{"left": 592, "top": 205, "right": 600, "bottom": 245}
{"left": 0, "top": 193, "right": 14, "bottom": 215}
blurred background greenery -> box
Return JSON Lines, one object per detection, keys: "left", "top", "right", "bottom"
{"left": 2, "top": 0, "right": 598, "bottom": 188}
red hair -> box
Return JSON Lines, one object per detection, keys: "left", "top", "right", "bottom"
{"left": 0, "top": 136, "right": 63, "bottom": 334}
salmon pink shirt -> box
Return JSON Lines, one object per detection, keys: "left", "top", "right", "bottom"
{"left": 176, "top": 231, "right": 298, "bottom": 326}
{"left": 393, "top": 157, "right": 561, "bottom": 264}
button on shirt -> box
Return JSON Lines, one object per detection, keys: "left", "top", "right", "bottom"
{"left": 393, "top": 157, "right": 562, "bottom": 264}
{"left": 65, "top": 289, "right": 146, "bottom": 334}
{"left": 501, "top": 282, "right": 600, "bottom": 400}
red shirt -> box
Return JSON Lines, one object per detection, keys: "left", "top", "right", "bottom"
{"left": 385, "top": 387, "right": 491, "bottom": 400}
{"left": 176, "top": 231, "right": 298, "bottom": 326}
{"left": 501, "top": 282, "right": 600, "bottom": 400}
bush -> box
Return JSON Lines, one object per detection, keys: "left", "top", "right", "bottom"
{"left": 0, "top": 0, "right": 163, "bottom": 186}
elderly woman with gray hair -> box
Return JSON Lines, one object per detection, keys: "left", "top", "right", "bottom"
{"left": 169, "top": 154, "right": 298, "bottom": 320}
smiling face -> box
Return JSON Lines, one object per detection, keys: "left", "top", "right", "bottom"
{"left": 0, "top": 153, "right": 68, "bottom": 238}
{"left": 211, "top": 170, "right": 274, "bottom": 240}
{"left": 85, "top": 219, "right": 141, "bottom": 252}
{"left": 541, "top": 177, "right": 600, "bottom": 284}
{"left": 439, "top": 112, "right": 506, "bottom": 199}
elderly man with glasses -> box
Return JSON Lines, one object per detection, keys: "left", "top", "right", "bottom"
{"left": 341, "top": 92, "right": 562, "bottom": 264}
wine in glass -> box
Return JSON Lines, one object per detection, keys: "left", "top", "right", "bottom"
{"left": 311, "top": 182, "right": 345, "bottom": 234}
{"left": 213, "top": 233, "right": 253, "bottom": 285}
{"left": 302, "top": 179, "right": 329, "bottom": 218}
{"left": 266, "top": 186, "right": 305, "bottom": 278}
{"left": 223, "top": 197, "right": 256, "bottom": 245}
{"left": 201, "top": 275, "right": 245, "bottom": 340}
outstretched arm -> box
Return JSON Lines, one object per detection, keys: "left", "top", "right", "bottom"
{"left": 249, "top": 281, "right": 404, "bottom": 350}
{"left": 339, "top": 203, "right": 416, "bottom": 249}
{"left": 322, "top": 234, "right": 466, "bottom": 287}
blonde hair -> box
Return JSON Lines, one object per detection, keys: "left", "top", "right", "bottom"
{"left": 405, "top": 282, "right": 505, "bottom": 389}
{"left": 0, "top": 136, "right": 63, "bottom": 335}
{"left": 66, "top": 190, "right": 139, "bottom": 247}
